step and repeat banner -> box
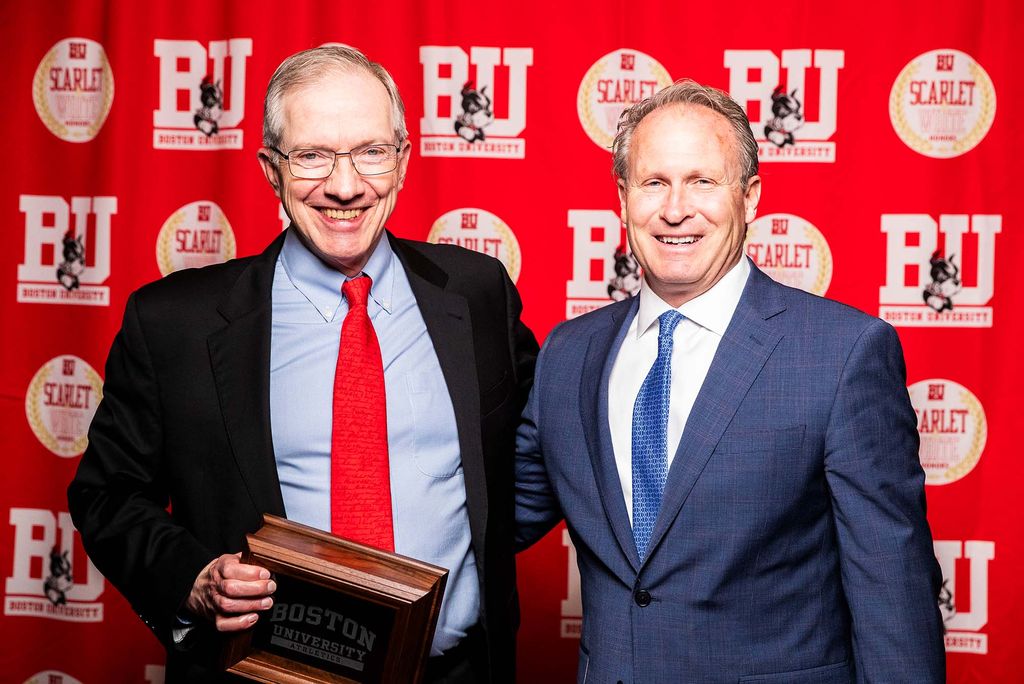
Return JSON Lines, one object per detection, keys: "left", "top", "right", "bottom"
{"left": 1, "top": 1, "right": 1019, "bottom": 681}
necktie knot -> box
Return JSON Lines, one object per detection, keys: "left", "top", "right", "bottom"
{"left": 657, "top": 310, "right": 683, "bottom": 348}
{"left": 342, "top": 275, "right": 372, "bottom": 309}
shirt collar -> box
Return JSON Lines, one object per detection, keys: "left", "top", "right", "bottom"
{"left": 635, "top": 256, "right": 750, "bottom": 338}
{"left": 279, "top": 227, "right": 396, "bottom": 322}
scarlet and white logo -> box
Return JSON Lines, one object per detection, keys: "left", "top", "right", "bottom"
{"left": 909, "top": 379, "right": 986, "bottom": 486}
{"left": 156, "top": 201, "right": 236, "bottom": 276}
{"left": 153, "top": 38, "right": 252, "bottom": 150}
{"left": 890, "top": 50, "right": 996, "bottom": 159}
{"left": 565, "top": 210, "right": 631, "bottom": 319}
{"left": 5, "top": 508, "right": 104, "bottom": 622}
{"left": 744, "top": 213, "right": 832, "bottom": 295}
{"left": 419, "top": 46, "right": 533, "bottom": 159}
{"left": 33, "top": 38, "right": 114, "bottom": 143}
{"left": 934, "top": 539, "right": 994, "bottom": 654}
{"left": 879, "top": 214, "right": 1000, "bottom": 327}
{"left": 427, "top": 208, "right": 521, "bottom": 282}
{"left": 24, "top": 672, "right": 83, "bottom": 684}
{"left": 25, "top": 355, "right": 103, "bottom": 458}
{"left": 577, "top": 49, "right": 672, "bottom": 150}
{"left": 724, "top": 49, "right": 844, "bottom": 162}
{"left": 561, "top": 530, "right": 581, "bottom": 639}
{"left": 17, "top": 195, "right": 116, "bottom": 306}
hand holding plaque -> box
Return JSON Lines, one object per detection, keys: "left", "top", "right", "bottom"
{"left": 222, "top": 515, "right": 448, "bottom": 684}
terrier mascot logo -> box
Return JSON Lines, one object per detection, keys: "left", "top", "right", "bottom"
{"left": 607, "top": 245, "right": 641, "bottom": 301}
{"left": 923, "top": 251, "right": 961, "bottom": 312}
{"left": 57, "top": 230, "right": 86, "bottom": 291}
{"left": 454, "top": 81, "right": 493, "bottom": 142}
{"left": 193, "top": 75, "right": 223, "bottom": 137}
{"left": 44, "top": 546, "right": 74, "bottom": 606}
{"left": 764, "top": 86, "right": 804, "bottom": 148}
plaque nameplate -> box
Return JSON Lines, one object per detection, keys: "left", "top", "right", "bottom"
{"left": 222, "top": 515, "right": 448, "bottom": 684}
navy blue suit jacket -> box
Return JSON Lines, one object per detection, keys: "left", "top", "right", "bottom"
{"left": 516, "top": 262, "right": 945, "bottom": 683}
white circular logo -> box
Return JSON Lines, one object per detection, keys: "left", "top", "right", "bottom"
{"left": 889, "top": 49, "right": 996, "bottom": 158}
{"left": 25, "top": 673, "right": 82, "bottom": 684}
{"left": 427, "top": 208, "right": 521, "bottom": 283}
{"left": 25, "top": 355, "right": 103, "bottom": 458}
{"left": 908, "top": 378, "right": 987, "bottom": 485}
{"left": 156, "top": 201, "right": 236, "bottom": 276}
{"left": 32, "top": 38, "right": 114, "bottom": 143}
{"left": 744, "top": 213, "right": 833, "bottom": 295}
{"left": 577, "top": 49, "right": 672, "bottom": 150}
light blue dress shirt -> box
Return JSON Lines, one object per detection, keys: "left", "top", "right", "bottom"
{"left": 269, "top": 228, "right": 478, "bottom": 655}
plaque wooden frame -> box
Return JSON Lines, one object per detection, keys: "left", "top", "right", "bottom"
{"left": 222, "top": 514, "right": 448, "bottom": 684}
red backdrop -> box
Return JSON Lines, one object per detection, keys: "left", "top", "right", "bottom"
{"left": 2, "top": 1, "right": 1019, "bottom": 681}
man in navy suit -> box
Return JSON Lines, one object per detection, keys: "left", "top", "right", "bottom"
{"left": 515, "top": 80, "right": 945, "bottom": 683}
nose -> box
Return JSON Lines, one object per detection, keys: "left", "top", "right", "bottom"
{"left": 661, "top": 184, "right": 693, "bottom": 225}
{"left": 322, "top": 154, "right": 364, "bottom": 201}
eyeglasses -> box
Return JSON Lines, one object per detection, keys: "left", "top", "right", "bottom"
{"left": 272, "top": 143, "right": 402, "bottom": 179}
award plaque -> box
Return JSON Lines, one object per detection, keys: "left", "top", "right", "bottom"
{"left": 222, "top": 514, "right": 448, "bottom": 684}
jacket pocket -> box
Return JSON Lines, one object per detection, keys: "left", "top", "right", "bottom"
{"left": 738, "top": 659, "right": 851, "bottom": 683}
{"left": 480, "top": 369, "right": 512, "bottom": 417}
{"left": 714, "top": 424, "right": 806, "bottom": 454}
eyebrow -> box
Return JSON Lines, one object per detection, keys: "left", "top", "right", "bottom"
{"left": 287, "top": 139, "right": 390, "bottom": 150}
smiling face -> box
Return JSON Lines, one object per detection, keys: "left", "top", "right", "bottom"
{"left": 259, "top": 67, "right": 410, "bottom": 275}
{"left": 617, "top": 103, "right": 761, "bottom": 307}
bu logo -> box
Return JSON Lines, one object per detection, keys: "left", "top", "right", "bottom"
{"left": 933, "top": 540, "right": 994, "bottom": 654}
{"left": 565, "top": 210, "right": 629, "bottom": 320}
{"left": 879, "top": 214, "right": 1000, "bottom": 328}
{"left": 18, "top": 195, "right": 116, "bottom": 306}
{"left": 420, "top": 46, "right": 533, "bottom": 159}
{"left": 724, "top": 49, "right": 844, "bottom": 162}
{"left": 153, "top": 38, "right": 252, "bottom": 150}
{"left": 4, "top": 508, "right": 104, "bottom": 622}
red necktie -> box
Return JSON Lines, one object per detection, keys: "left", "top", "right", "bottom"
{"left": 330, "top": 275, "right": 394, "bottom": 551}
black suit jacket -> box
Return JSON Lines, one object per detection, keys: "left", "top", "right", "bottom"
{"left": 68, "top": 230, "right": 538, "bottom": 682}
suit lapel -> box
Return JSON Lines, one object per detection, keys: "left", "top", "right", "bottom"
{"left": 645, "top": 265, "right": 786, "bottom": 562}
{"left": 389, "top": 235, "right": 487, "bottom": 558}
{"left": 208, "top": 232, "right": 287, "bottom": 517}
{"left": 580, "top": 297, "right": 643, "bottom": 572}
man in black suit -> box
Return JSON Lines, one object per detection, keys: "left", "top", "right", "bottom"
{"left": 68, "top": 45, "right": 537, "bottom": 683}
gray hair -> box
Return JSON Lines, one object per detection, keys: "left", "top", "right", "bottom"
{"left": 263, "top": 45, "right": 407, "bottom": 154}
{"left": 612, "top": 78, "right": 759, "bottom": 189}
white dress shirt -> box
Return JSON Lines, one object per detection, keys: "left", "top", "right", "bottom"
{"left": 608, "top": 257, "right": 750, "bottom": 523}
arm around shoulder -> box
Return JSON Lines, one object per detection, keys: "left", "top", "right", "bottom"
{"left": 497, "top": 257, "right": 539, "bottom": 409}
{"left": 514, "top": 323, "right": 567, "bottom": 552}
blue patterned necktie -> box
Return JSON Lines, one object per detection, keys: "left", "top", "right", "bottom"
{"left": 632, "top": 309, "right": 683, "bottom": 563}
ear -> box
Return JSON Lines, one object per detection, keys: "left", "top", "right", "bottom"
{"left": 395, "top": 139, "right": 412, "bottom": 192}
{"left": 258, "top": 148, "right": 283, "bottom": 199}
{"left": 616, "top": 176, "right": 629, "bottom": 224}
{"left": 743, "top": 175, "right": 762, "bottom": 224}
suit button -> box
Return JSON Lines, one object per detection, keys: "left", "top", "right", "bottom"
{"left": 634, "top": 589, "right": 651, "bottom": 607}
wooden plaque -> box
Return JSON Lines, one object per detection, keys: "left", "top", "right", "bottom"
{"left": 222, "top": 514, "right": 448, "bottom": 684}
